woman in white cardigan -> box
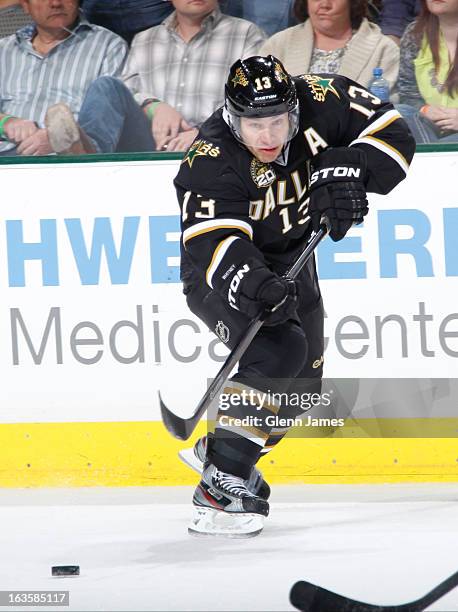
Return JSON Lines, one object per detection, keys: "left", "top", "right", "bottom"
{"left": 259, "top": 0, "right": 400, "bottom": 95}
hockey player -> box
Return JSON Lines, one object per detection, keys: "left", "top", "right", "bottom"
{"left": 174, "top": 55, "right": 415, "bottom": 537}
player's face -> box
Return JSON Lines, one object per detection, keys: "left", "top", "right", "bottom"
{"left": 426, "top": 0, "right": 458, "bottom": 16}
{"left": 240, "top": 113, "right": 290, "bottom": 163}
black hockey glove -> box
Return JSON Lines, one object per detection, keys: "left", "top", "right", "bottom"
{"left": 227, "top": 259, "right": 299, "bottom": 326}
{"left": 309, "top": 147, "right": 369, "bottom": 242}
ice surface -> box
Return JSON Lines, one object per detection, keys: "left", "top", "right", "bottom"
{"left": 0, "top": 484, "right": 457, "bottom": 611}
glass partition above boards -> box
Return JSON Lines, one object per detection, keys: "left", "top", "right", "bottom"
{"left": 0, "top": 144, "right": 458, "bottom": 167}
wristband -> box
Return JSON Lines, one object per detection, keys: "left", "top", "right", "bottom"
{"left": 420, "top": 105, "right": 430, "bottom": 116}
{"left": 0, "top": 115, "right": 14, "bottom": 139}
{"left": 146, "top": 101, "right": 162, "bottom": 121}
{"left": 141, "top": 97, "right": 160, "bottom": 108}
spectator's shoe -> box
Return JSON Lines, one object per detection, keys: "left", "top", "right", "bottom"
{"left": 45, "top": 103, "right": 96, "bottom": 154}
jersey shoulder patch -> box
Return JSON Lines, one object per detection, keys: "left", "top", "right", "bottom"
{"left": 182, "top": 138, "right": 221, "bottom": 168}
{"left": 296, "top": 73, "right": 342, "bottom": 104}
{"left": 176, "top": 112, "right": 249, "bottom": 199}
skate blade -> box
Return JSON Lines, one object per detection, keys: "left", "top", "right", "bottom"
{"left": 188, "top": 506, "right": 264, "bottom": 539}
{"left": 178, "top": 447, "right": 203, "bottom": 474}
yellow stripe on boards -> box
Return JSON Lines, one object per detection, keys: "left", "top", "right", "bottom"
{"left": 0, "top": 420, "right": 457, "bottom": 487}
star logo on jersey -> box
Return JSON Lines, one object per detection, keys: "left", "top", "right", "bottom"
{"left": 183, "top": 139, "right": 221, "bottom": 167}
{"left": 183, "top": 143, "right": 206, "bottom": 167}
{"left": 301, "top": 74, "right": 340, "bottom": 102}
{"left": 232, "top": 67, "right": 249, "bottom": 87}
{"left": 274, "top": 62, "right": 288, "bottom": 83}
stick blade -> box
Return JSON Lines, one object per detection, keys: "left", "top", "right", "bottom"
{"left": 290, "top": 581, "right": 384, "bottom": 612}
{"left": 159, "top": 392, "right": 194, "bottom": 441}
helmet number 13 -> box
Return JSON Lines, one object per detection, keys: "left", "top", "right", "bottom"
{"left": 254, "top": 76, "right": 272, "bottom": 91}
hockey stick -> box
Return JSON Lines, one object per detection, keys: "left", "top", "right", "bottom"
{"left": 159, "top": 222, "right": 329, "bottom": 440}
{"left": 290, "top": 570, "right": 458, "bottom": 612}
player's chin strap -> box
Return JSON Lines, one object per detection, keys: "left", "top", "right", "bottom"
{"left": 222, "top": 106, "right": 231, "bottom": 128}
{"left": 275, "top": 142, "right": 290, "bottom": 166}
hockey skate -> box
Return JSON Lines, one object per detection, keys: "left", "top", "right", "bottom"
{"left": 189, "top": 463, "right": 269, "bottom": 538}
{"left": 179, "top": 436, "right": 271, "bottom": 500}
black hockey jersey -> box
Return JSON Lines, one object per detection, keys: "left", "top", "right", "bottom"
{"left": 174, "top": 74, "right": 415, "bottom": 293}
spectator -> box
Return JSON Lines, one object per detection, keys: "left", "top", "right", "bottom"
{"left": 259, "top": 0, "right": 400, "bottom": 95}
{"left": 0, "top": 0, "right": 155, "bottom": 155}
{"left": 0, "top": 0, "right": 21, "bottom": 7}
{"left": 380, "top": 0, "right": 421, "bottom": 45}
{"left": 219, "top": 0, "right": 298, "bottom": 36}
{"left": 80, "top": 0, "right": 174, "bottom": 45}
{"left": 122, "top": 0, "right": 265, "bottom": 152}
{"left": 396, "top": 0, "right": 458, "bottom": 143}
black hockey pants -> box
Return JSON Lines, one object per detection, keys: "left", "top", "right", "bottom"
{"left": 184, "top": 256, "right": 324, "bottom": 479}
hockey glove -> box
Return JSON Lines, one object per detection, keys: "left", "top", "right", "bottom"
{"left": 227, "top": 259, "right": 298, "bottom": 326}
{"left": 309, "top": 147, "right": 369, "bottom": 242}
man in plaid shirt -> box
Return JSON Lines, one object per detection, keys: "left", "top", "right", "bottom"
{"left": 122, "top": 0, "right": 265, "bottom": 152}
{"left": 0, "top": 0, "right": 156, "bottom": 155}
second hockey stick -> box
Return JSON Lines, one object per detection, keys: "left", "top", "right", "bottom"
{"left": 289, "top": 569, "right": 458, "bottom": 612}
{"left": 159, "top": 221, "right": 329, "bottom": 440}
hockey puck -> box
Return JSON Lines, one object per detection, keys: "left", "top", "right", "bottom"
{"left": 51, "top": 565, "right": 80, "bottom": 577}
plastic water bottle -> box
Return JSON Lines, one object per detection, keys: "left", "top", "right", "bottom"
{"left": 369, "top": 68, "right": 390, "bottom": 103}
